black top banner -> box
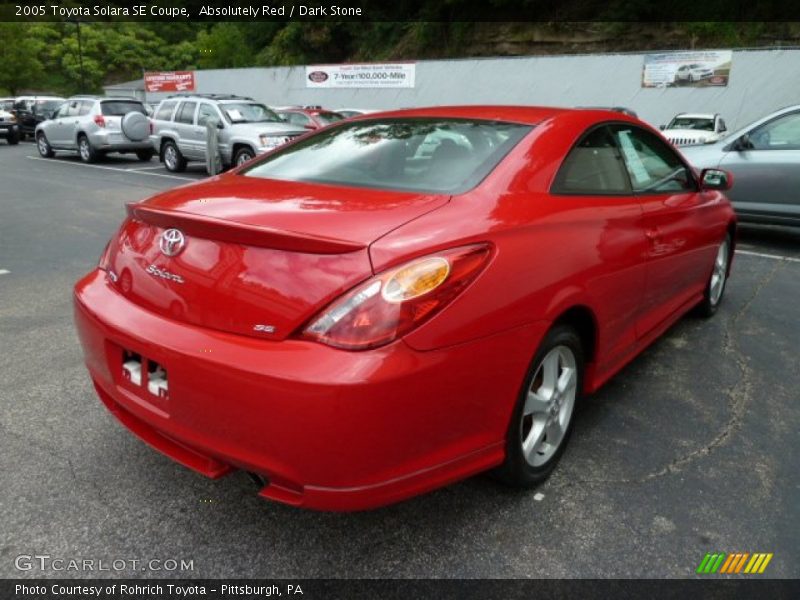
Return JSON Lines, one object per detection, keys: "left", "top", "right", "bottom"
{"left": 2, "top": 0, "right": 800, "bottom": 22}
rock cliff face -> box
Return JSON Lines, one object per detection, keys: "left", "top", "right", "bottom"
{"left": 389, "top": 23, "right": 800, "bottom": 60}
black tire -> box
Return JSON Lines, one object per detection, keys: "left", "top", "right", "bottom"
{"left": 162, "top": 140, "right": 186, "bottom": 172}
{"left": 77, "top": 134, "right": 98, "bottom": 163}
{"left": 695, "top": 233, "right": 732, "bottom": 318}
{"left": 233, "top": 146, "right": 255, "bottom": 167}
{"left": 36, "top": 132, "right": 54, "bottom": 158}
{"left": 18, "top": 131, "right": 26, "bottom": 141}
{"left": 136, "top": 149, "right": 155, "bottom": 162}
{"left": 493, "top": 324, "right": 584, "bottom": 488}
{"left": 7, "top": 132, "right": 20, "bottom": 145}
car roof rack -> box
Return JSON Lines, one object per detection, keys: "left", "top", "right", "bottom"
{"left": 165, "top": 93, "right": 255, "bottom": 101}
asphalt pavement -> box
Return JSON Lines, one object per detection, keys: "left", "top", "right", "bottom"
{"left": 1, "top": 142, "right": 798, "bottom": 579}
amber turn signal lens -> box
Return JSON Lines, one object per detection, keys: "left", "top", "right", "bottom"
{"left": 382, "top": 257, "right": 450, "bottom": 303}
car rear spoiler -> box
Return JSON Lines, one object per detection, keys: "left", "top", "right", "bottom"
{"left": 126, "top": 203, "right": 366, "bottom": 254}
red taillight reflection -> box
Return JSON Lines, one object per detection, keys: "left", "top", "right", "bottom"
{"left": 94, "top": 115, "right": 105, "bottom": 128}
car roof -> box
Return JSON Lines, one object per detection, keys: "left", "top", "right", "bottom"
{"left": 346, "top": 105, "right": 582, "bottom": 125}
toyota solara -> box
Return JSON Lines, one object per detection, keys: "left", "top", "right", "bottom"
{"left": 74, "top": 106, "right": 736, "bottom": 511}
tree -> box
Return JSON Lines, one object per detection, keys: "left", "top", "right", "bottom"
{"left": 0, "top": 23, "right": 45, "bottom": 94}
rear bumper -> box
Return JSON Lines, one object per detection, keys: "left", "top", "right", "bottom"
{"left": 88, "top": 130, "right": 152, "bottom": 152}
{"left": 74, "top": 269, "right": 542, "bottom": 510}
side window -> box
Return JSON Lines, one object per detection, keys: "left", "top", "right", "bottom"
{"left": 64, "top": 100, "right": 81, "bottom": 118}
{"left": 610, "top": 125, "right": 695, "bottom": 193}
{"left": 552, "top": 126, "right": 631, "bottom": 195}
{"left": 197, "top": 103, "right": 220, "bottom": 127}
{"left": 78, "top": 100, "right": 93, "bottom": 116}
{"left": 286, "top": 112, "right": 311, "bottom": 126}
{"left": 175, "top": 101, "right": 197, "bottom": 125}
{"left": 749, "top": 112, "right": 800, "bottom": 150}
{"left": 154, "top": 101, "right": 177, "bottom": 121}
{"left": 54, "top": 103, "right": 69, "bottom": 119}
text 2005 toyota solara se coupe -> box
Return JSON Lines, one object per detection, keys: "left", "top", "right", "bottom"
{"left": 74, "top": 106, "right": 736, "bottom": 511}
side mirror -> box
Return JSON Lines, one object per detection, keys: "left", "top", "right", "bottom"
{"left": 700, "top": 168, "right": 733, "bottom": 191}
{"left": 217, "top": 121, "right": 224, "bottom": 129}
{"left": 734, "top": 133, "right": 752, "bottom": 151}
{"left": 659, "top": 124, "right": 666, "bottom": 131}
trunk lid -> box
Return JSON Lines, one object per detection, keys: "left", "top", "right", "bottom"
{"left": 106, "top": 175, "right": 449, "bottom": 340}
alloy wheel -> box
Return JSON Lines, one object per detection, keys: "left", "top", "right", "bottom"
{"left": 520, "top": 345, "right": 577, "bottom": 467}
{"left": 709, "top": 239, "right": 729, "bottom": 305}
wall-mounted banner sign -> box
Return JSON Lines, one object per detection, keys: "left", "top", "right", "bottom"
{"left": 305, "top": 63, "right": 416, "bottom": 88}
{"left": 642, "top": 50, "right": 732, "bottom": 88}
{"left": 144, "top": 71, "right": 196, "bottom": 93}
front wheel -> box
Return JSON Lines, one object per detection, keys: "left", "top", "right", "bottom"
{"left": 36, "top": 133, "right": 54, "bottom": 157}
{"left": 696, "top": 234, "right": 731, "bottom": 318}
{"left": 493, "top": 324, "right": 584, "bottom": 487}
{"left": 234, "top": 147, "right": 255, "bottom": 167}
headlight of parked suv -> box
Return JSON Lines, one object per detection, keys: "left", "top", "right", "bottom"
{"left": 259, "top": 134, "right": 287, "bottom": 149}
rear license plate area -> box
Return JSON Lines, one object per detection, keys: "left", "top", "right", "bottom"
{"left": 118, "top": 347, "right": 170, "bottom": 402}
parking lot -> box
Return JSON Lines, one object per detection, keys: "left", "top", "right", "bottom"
{"left": 1, "top": 139, "right": 798, "bottom": 579}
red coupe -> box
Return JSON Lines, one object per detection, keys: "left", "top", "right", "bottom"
{"left": 74, "top": 106, "right": 736, "bottom": 511}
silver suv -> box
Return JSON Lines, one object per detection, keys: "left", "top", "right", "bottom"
{"left": 35, "top": 96, "right": 153, "bottom": 162}
{"left": 150, "top": 94, "right": 306, "bottom": 172}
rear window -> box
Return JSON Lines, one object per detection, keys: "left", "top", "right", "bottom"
{"left": 242, "top": 118, "right": 532, "bottom": 194}
{"left": 101, "top": 101, "right": 145, "bottom": 116}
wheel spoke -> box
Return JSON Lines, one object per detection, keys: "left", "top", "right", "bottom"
{"left": 545, "top": 418, "right": 565, "bottom": 449}
{"left": 556, "top": 366, "right": 575, "bottom": 394}
{"left": 524, "top": 389, "right": 550, "bottom": 416}
{"left": 522, "top": 419, "right": 547, "bottom": 460}
{"left": 542, "top": 350, "right": 559, "bottom": 392}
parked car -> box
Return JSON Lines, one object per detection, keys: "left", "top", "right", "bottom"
{"left": 681, "top": 104, "right": 800, "bottom": 226}
{"left": 35, "top": 96, "right": 153, "bottom": 162}
{"left": 74, "top": 106, "right": 736, "bottom": 511}
{"left": 0, "top": 107, "right": 20, "bottom": 145}
{"left": 150, "top": 94, "right": 306, "bottom": 171}
{"left": 335, "top": 108, "right": 378, "bottom": 118}
{"left": 275, "top": 106, "right": 346, "bottom": 130}
{"left": 0, "top": 97, "right": 15, "bottom": 111}
{"left": 660, "top": 113, "right": 728, "bottom": 146}
{"left": 13, "top": 95, "right": 65, "bottom": 139}
{"left": 674, "top": 63, "right": 714, "bottom": 84}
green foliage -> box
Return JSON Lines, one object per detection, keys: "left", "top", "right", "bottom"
{"left": 0, "top": 23, "right": 45, "bottom": 95}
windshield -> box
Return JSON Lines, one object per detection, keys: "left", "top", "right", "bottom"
{"left": 667, "top": 117, "right": 715, "bottom": 131}
{"left": 101, "top": 101, "right": 145, "bottom": 116}
{"left": 242, "top": 118, "right": 532, "bottom": 194}
{"left": 221, "top": 103, "right": 280, "bottom": 124}
{"left": 1, "top": 99, "right": 14, "bottom": 110}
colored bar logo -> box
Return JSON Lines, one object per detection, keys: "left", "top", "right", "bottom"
{"left": 696, "top": 552, "right": 773, "bottom": 574}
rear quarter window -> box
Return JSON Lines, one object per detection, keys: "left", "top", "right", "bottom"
{"left": 154, "top": 101, "right": 178, "bottom": 121}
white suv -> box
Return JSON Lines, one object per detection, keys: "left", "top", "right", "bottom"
{"left": 35, "top": 96, "right": 153, "bottom": 162}
{"left": 150, "top": 94, "right": 306, "bottom": 172}
{"left": 660, "top": 113, "right": 728, "bottom": 146}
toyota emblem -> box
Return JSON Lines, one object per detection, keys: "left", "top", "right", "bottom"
{"left": 159, "top": 228, "right": 186, "bottom": 257}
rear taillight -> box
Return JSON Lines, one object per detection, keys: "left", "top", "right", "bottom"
{"left": 300, "top": 244, "right": 492, "bottom": 350}
{"left": 93, "top": 115, "right": 105, "bottom": 128}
